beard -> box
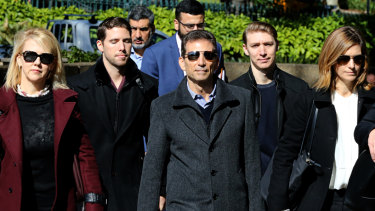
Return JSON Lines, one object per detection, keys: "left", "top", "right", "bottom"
{"left": 177, "top": 29, "right": 185, "bottom": 39}
{"left": 132, "top": 32, "right": 153, "bottom": 50}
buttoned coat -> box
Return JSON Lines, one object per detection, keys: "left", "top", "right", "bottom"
{"left": 141, "top": 33, "right": 224, "bottom": 96}
{"left": 137, "top": 78, "right": 263, "bottom": 211}
{"left": 68, "top": 58, "right": 158, "bottom": 211}
{"left": 268, "top": 87, "right": 375, "bottom": 211}
{"left": 0, "top": 87, "right": 103, "bottom": 211}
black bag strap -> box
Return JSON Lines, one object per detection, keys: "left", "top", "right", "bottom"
{"left": 299, "top": 101, "right": 318, "bottom": 155}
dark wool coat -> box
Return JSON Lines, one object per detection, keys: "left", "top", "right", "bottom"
{"left": 138, "top": 78, "right": 263, "bottom": 211}
{"left": 0, "top": 88, "right": 103, "bottom": 211}
{"left": 268, "top": 87, "right": 375, "bottom": 211}
{"left": 68, "top": 57, "right": 158, "bottom": 211}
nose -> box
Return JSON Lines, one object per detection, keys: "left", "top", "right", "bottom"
{"left": 135, "top": 29, "right": 141, "bottom": 38}
{"left": 348, "top": 58, "right": 355, "bottom": 68}
{"left": 33, "top": 56, "right": 41, "bottom": 65}
{"left": 197, "top": 53, "right": 206, "bottom": 66}
{"left": 259, "top": 45, "right": 266, "bottom": 56}
{"left": 118, "top": 41, "right": 125, "bottom": 51}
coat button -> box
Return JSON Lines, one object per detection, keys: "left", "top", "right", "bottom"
{"left": 211, "top": 170, "right": 217, "bottom": 176}
{"left": 213, "top": 194, "right": 218, "bottom": 200}
{"left": 13, "top": 162, "right": 16, "bottom": 167}
{"left": 209, "top": 146, "right": 214, "bottom": 152}
{"left": 8, "top": 188, "right": 12, "bottom": 193}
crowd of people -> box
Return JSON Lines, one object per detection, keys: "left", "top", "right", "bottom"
{"left": 0, "top": 0, "right": 374, "bottom": 210}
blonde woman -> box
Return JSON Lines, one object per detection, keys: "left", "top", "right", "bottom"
{"left": 267, "top": 26, "right": 375, "bottom": 211}
{"left": 0, "top": 28, "right": 104, "bottom": 211}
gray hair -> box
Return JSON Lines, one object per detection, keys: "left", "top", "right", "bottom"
{"left": 128, "top": 6, "right": 155, "bottom": 28}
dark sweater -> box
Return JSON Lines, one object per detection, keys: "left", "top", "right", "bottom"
{"left": 17, "top": 92, "right": 55, "bottom": 211}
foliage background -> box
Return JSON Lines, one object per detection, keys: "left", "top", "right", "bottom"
{"left": 0, "top": 0, "right": 374, "bottom": 64}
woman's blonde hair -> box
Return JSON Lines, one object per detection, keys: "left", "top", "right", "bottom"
{"left": 4, "top": 28, "right": 67, "bottom": 91}
{"left": 314, "top": 26, "right": 369, "bottom": 91}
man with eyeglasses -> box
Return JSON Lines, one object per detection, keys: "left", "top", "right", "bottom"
{"left": 68, "top": 17, "right": 158, "bottom": 211}
{"left": 128, "top": 5, "right": 155, "bottom": 70}
{"left": 141, "top": 0, "right": 225, "bottom": 96}
{"left": 138, "top": 30, "right": 263, "bottom": 210}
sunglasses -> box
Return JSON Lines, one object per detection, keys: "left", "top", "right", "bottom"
{"left": 336, "top": 55, "right": 365, "bottom": 66}
{"left": 185, "top": 51, "right": 217, "bottom": 61}
{"left": 178, "top": 20, "right": 205, "bottom": 30}
{"left": 22, "top": 51, "right": 55, "bottom": 65}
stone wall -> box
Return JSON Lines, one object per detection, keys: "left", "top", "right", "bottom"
{"left": 0, "top": 62, "right": 320, "bottom": 86}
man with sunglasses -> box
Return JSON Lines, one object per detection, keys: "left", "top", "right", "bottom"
{"left": 138, "top": 30, "right": 263, "bottom": 210}
{"left": 68, "top": 17, "right": 158, "bottom": 211}
{"left": 128, "top": 5, "right": 155, "bottom": 70}
{"left": 141, "top": 0, "right": 225, "bottom": 96}
{"left": 230, "top": 22, "right": 309, "bottom": 178}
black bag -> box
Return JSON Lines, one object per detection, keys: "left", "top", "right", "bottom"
{"left": 261, "top": 102, "right": 321, "bottom": 205}
{"left": 344, "top": 149, "right": 375, "bottom": 211}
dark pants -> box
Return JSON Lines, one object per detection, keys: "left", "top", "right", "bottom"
{"left": 322, "top": 189, "right": 353, "bottom": 211}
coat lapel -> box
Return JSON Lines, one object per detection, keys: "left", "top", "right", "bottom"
{"left": 170, "top": 34, "right": 185, "bottom": 81}
{"left": 0, "top": 89, "right": 23, "bottom": 163}
{"left": 173, "top": 78, "right": 210, "bottom": 144}
{"left": 53, "top": 89, "right": 77, "bottom": 156}
{"left": 209, "top": 80, "right": 236, "bottom": 142}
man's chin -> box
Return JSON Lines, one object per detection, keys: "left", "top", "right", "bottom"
{"left": 132, "top": 44, "right": 146, "bottom": 49}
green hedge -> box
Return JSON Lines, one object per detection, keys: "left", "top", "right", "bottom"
{"left": 1, "top": 0, "right": 374, "bottom": 64}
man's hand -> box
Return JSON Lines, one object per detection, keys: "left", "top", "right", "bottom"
{"left": 159, "top": 196, "right": 166, "bottom": 211}
{"left": 368, "top": 129, "right": 375, "bottom": 162}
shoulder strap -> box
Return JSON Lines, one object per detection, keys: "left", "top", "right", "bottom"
{"left": 299, "top": 101, "right": 318, "bottom": 154}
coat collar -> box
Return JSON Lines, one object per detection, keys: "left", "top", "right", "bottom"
{"left": 247, "top": 65, "right": 284, "bottom": 87}
{"left": 314, "top": 86, "right": 375, "bottom": 103}
{"left": 172, "top": 77, "right": 237, "bottom": 111}
{"left": 172, "top": 77, "right": 238, "bottom": 145}
{"left": 94, "top": 56, "right": 141, "bottom": 86}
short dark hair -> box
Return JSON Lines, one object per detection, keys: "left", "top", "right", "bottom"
{"left": 181, "top": 30, "right": 217, "bottom": 57}
{"left": 175, "top": 0, "right": 205, "bottom": 20}
{"left": 128, "top": 5, "right": 155, "bottom": 28}
{"left": 242, "top": 21, "right": 277, "bottom": 44}
{"left": 97, "top": 17, "right": 131, "bottom": 41}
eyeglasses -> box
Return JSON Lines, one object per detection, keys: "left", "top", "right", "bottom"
{"left": 178, "top": 20, "right": 205, "bottom": 30}
{"left": 336, "top": 55, "right": 365, "bottom": 66}
{"left": 185, "top": 51, "right": 217, "bottom": 61}
{"left": 22, "top": 51, "right": 55, "bottom": 65}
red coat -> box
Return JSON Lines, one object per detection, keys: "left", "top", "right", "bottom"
{"left": 0, "top": 87, "right": 103, "bottom": 211}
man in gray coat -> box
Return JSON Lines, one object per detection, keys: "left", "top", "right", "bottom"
{"left": 137, "top": 30, "right": 262, "bottom": 210}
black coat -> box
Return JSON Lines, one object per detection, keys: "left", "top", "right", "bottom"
{"left": 268, "top": 87, "right": 375, "bottom": 211}
{"left": 230, "top": 67, "right": 309, "bottom": 172}
{"left": 68, "top": 57, "right": 158, "bottom": 211}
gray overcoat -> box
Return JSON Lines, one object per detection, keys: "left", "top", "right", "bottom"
{"left": 137, "top": 78, "right": 262, "bottom": 211}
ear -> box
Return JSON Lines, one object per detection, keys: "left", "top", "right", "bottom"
{"left": 276, "top": 40, "right": 279, "bottom": 52}
{"left": 174, "top": 19, "right": 179, "bottom": 31}
{"left": 16, "top": 54, "right": 22, "bottom": 67}
{"left": 97, "top": 40, "right": 104, "bottom": 52}
{"left": 243, "top": 43, "right": 250, "bottom": 56}
{"left": 179, "top": 56, "right": 186, "bottom": 72}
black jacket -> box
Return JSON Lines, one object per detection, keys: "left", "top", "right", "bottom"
{"left": 68, "top": 57, "right": 158, "bottom": 211}
{"left": 230, "top": 66, "right": 309, "bottom": 172}
{"left": 268, "top": 87, "right": 375, "bottom": 211}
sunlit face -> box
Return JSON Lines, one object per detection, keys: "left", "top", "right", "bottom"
{"left": 334, "top": 44, "right": 363, "bottom": 85}
{"left": 17, "top": 39, "right": 53, "bottom": 89}
{"left": 97, "top": 27, "right": 132, "bottom": 69}
{"left": 243, "top": 31, "right": 278, "bottom": 72}
{"left": 174, "top": 13, "right": 204, "bottom": 38}
{"left": 179, "top": 39, "right": 218, "bottom": 85}
{"left": 129, "top": 19, "right": 153, "bottom": 49}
